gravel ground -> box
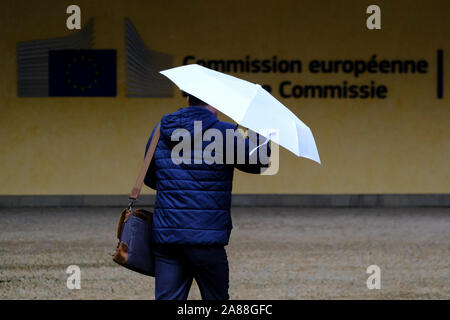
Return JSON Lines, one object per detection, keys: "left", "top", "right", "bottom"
{"left": 0, "top": 207, "right": 448, "bottom": 300}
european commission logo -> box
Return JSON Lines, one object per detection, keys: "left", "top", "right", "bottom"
{"left": 17, "top": 18, "right": 173, "bottom": 98}
{"left": 49, "top": 50, "right": 116, "bottom": 96}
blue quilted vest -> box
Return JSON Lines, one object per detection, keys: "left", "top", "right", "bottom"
{"left": 144, "top": 106, "right": 237, "bottom": 245}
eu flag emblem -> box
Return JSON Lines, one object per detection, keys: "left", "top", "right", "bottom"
{"left": 49, "top": 50, "right": 116, "bottom": 97}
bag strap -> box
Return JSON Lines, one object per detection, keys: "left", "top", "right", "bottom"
{"left": 129, "top": 123, "right": 161, "bottom": 202}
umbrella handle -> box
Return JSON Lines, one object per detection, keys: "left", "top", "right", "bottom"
{"left": 249, "top": 131, "right": 276, "bottom": 156}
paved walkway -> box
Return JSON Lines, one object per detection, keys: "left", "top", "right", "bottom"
{"left": 0, "top": 207, "right": 448, "bottom": 299}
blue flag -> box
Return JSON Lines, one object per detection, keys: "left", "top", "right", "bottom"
{"left": 49, "top": 50, "right": 116, "bottom": 97}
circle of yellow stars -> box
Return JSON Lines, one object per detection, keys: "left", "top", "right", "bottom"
{"left": 65, "top": 55, "right": 100, "bottom": 92}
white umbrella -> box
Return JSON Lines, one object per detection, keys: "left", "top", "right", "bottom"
{"left": 160, "top": 64, "right": 321, "bottom": 164}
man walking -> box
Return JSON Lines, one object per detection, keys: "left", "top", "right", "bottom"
{"left": 144, "top": 93, "right": 269, "bottom": 300}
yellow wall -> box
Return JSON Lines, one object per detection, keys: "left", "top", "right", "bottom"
{"left": 0, "top": 0, "right": 449, "bottom": 195}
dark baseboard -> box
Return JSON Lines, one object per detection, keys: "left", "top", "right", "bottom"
{"left": 0, "top": 194, "right": 449, "bottom": 208}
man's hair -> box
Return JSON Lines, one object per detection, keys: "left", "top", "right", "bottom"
{"left": 182, "top": 91, "right": 208, "bottom": 106}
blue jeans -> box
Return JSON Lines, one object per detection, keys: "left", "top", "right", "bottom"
{"left": 153, "top": 244, "right": 229, "bottom": 300}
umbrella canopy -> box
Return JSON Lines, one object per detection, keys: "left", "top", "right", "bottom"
{"left": 160, "top": 64, "right": 321, "bottom": 164}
